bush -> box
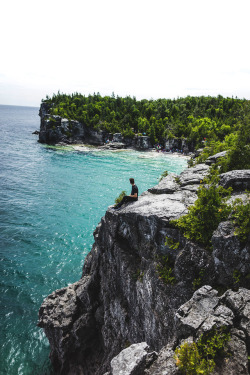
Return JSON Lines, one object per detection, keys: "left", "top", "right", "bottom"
{"left": 114, "top": 190, "right": 127, "bottom": 205}
{"left": 156, "top": 255, "right": 176, "bottom": 284}
{"left": 174, "top": 327, "right": 230, "bottom": 375}
{"left": 171, "top": 169, "right": 232, "bottom": 249}
{"left": 231, "top": 196, "right": 250, "bottom": 244}
{"left": 159, "top": 170, "right": 168, "bottom": 181}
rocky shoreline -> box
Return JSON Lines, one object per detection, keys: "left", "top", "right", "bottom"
{"left": 38, "top": 103, "right": 191, "bottom": 154}
{"left": 38, "top": 161, "right": 250, "bottom": 375}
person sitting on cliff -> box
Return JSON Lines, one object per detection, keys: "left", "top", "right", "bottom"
{"left": 114, "top": 178, "right": 138, "bottom": 209}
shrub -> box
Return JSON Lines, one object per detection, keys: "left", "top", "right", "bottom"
{"left": 156, "top": 255, "right": 176, "bottom": 284}
{"left": 231, "top": 196, "right": 250, "bottom": 245}
{"left": 174, "top": 327, "right": 230, "bottom": 375}
{"left": 165, "top": 236, "right": 180, "bottom": 250}
{"left": 114, "top": 190, "right": 127, "bottom": 205}
{"left": 192, "top": 269, "right": 205, "bottom": 291}
{"left": 159, "top": 170, "right": 168, "bottom": 181}
{"left": 171, "top": 169, "right": 232, "bottom": 249}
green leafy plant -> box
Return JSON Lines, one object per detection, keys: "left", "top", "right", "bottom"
{"left": 159, "top": 170, "right": 168, "bottom": 181}
{"left": 132, "top": 269, "right": 144, "bottom": 282}
{"left": 192, "top": 269, "right": 205, "bottom": 291}
{"left": 232, "top": 269, "right": 241, "bottom": 289}
{"left": 165, "top": 236, "right": 180, "bottom": 250}
{"left": 156, "top": 255, "right": 176, "bottom": 284}
{"left": 115, "top": 190, "right": 127, "bottom": 205}
{"left": 171, "top": 169, "right": 232, "bottom": 249}
{"left": 231, "top": 196, "right": 250, "bottom": 244}
{"left": 175, "top": 176, "right": 181, "bottom": 184}
{"left": 174, "top": 327, "right": 230, "bottom": 375}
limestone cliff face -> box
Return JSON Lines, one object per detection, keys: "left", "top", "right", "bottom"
{"left": 38, "top": 103, "right": 152, "bottom": 148}
{"left": 38, "top": 165, "right": 250, "bottom": 375}
{"left": 39, "top": 103, "right": 107, "bottom": 145}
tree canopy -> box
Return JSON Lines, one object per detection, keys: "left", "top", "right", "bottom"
{"left": 42, "top": 92, "right": 250, "bottom": 159}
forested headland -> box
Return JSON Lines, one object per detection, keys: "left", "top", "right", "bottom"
{"left": 42, "top": 93, "right": 250, "bottom": 171}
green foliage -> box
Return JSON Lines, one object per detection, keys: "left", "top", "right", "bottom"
{"left": 231, "top": 195, "right": 250, "bottom": 244}
{"left": 174, "top": 327, "right": 231, "bottom": 375}
{"left": 175, "top": 176, "right": 181, "bottom": 184}
{"left": 156, "top": 255, "right": 176, "bottom": 284}
{"left": 42, "top": 92, "right": 249, "bottom": 154}
{"left": 115, "top": 190, "right": 127, "bottom": 205}
{"left": 165, "top": 236, "right": 180, "bottom": 250}
{"left": 232, "top": 270, "right": 241, "bottom": 288}
{"left": 133, "top": 269, "right": 144, "bottom": 282}
{"left": 192, "top": 269, "right": 205, "bottom": 291}
{"left": 159, "top": 170, "right": 168, "bottom": 181}
{"left": 171, "top": 169, "right": 232, "bottom": 249}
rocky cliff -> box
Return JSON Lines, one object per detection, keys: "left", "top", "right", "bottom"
{"left": 38, "top": 103, "right": 152, "bottom": 149}
{"left": 38, "top": 165, "right": 250, "bottom": 375}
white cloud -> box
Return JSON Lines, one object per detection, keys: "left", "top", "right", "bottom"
{"left": 0, "top": 0, "right": 250, "bottom": 105}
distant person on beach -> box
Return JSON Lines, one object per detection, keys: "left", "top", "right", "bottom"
{"left": 114, "top": 178, "right": 138, "bottom": 209}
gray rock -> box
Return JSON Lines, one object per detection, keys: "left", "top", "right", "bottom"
{"left": 38, "top": 103, "right": 107, "bottom": 145}
{"left": 113, "top": 133, "right": 123, "bottom": 142}
{"left": 205, "top": 150, "right": 228, "bottom": 165}
{"left": 219, "top": 170, "right": 250, "bottom": 191}
{"left": 179, "top": 164, "right": 210, "bottom": 186}
{"left": 110, "top": 342, "right": 150, "bottom": 375}
{"left": 145, "top": 344, "right": 178, "bottom": 375}
{"left": 212, "top": 221, "right": 250, "bottom": 287}
{"left": 148, "top": 174, "right": 179, "bottom": 194}
{"left": 212, "top": 330, "right": 249, "bottom": 375}
{"left": 136, "top": 136, "right": 151, "bottom": 150}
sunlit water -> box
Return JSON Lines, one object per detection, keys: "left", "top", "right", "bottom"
{"left": 0, "top": 104, "right": 188, "bottom": 375}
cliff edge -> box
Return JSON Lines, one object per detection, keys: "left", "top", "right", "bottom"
{"left": 38, "top": 165, "right": 250, "bottom": 375}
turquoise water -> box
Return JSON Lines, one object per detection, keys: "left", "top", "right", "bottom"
{"left": 0, "top": 105, "right": 187, "bottom": 375}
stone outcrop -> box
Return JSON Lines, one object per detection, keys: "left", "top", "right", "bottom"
{"left": 205, "top": 150, "right": 228, "bottom": 165}
{"left": 110, "top": 287, "right": 250, "bottom": 375}
{"left": 148, "top": 174, "right": 179, "bottom": 194}
{"left": 38, "top": 164, "right": 250, "bottom": 374}
{"left": 38, "top": 104, "right": 153, "bottom": 149}
{"left": 39, "top": 103, "right": 108, "bottom": 145}
{"left": 144, "top": 286, "right": 250, "bottom": 375}
{"left": 178, "top": 164, "right": 210, "bottom": 186}
{"left": 219, "top": 169, "right": 250, "bottom": 191}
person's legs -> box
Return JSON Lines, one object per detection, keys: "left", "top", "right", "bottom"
{"left": 115, "top": 196, "right": 136, "bottom": 209}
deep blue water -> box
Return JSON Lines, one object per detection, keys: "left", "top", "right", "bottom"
{"left": 0, "top": 104, "right": 187, "bottom": 375}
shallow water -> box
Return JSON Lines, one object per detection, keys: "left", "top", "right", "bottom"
{"left": 0, "top": 105, "right": 187, "bottom": 374}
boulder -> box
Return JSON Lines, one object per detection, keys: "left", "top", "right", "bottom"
{"left": 148, "top": 174, "right": 179, "bottom": 194}
{"left": 205, "top": 150, "right": 228, "bottom": 165}
{"left": 110, "top": 342, "right": 157, "bottom": 375}
{"left": 212, "top": 221, "right": 250, "bottom": 288}
{"left": 179, "top": 164, "right": 210, "bottom": 186}
{"left": 136, "top": 136, "right": 151, "bottom": 150}
{"left": 219, "top": 170, "right": 250, "bottom": 191}
{"left": 113, "top": 133, "right": 123, "bottom": 142}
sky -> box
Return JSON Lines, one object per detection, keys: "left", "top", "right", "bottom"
{"left": 1, "top": 0, "right": 250, "bottom": 106}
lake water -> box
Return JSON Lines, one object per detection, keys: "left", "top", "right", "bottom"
{"left": 0, "top": 104, "right": 187, "bottom": 375}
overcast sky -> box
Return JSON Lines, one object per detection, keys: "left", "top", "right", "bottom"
{"left": 1, "top": 0, "right": 250, "bottom": 106}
